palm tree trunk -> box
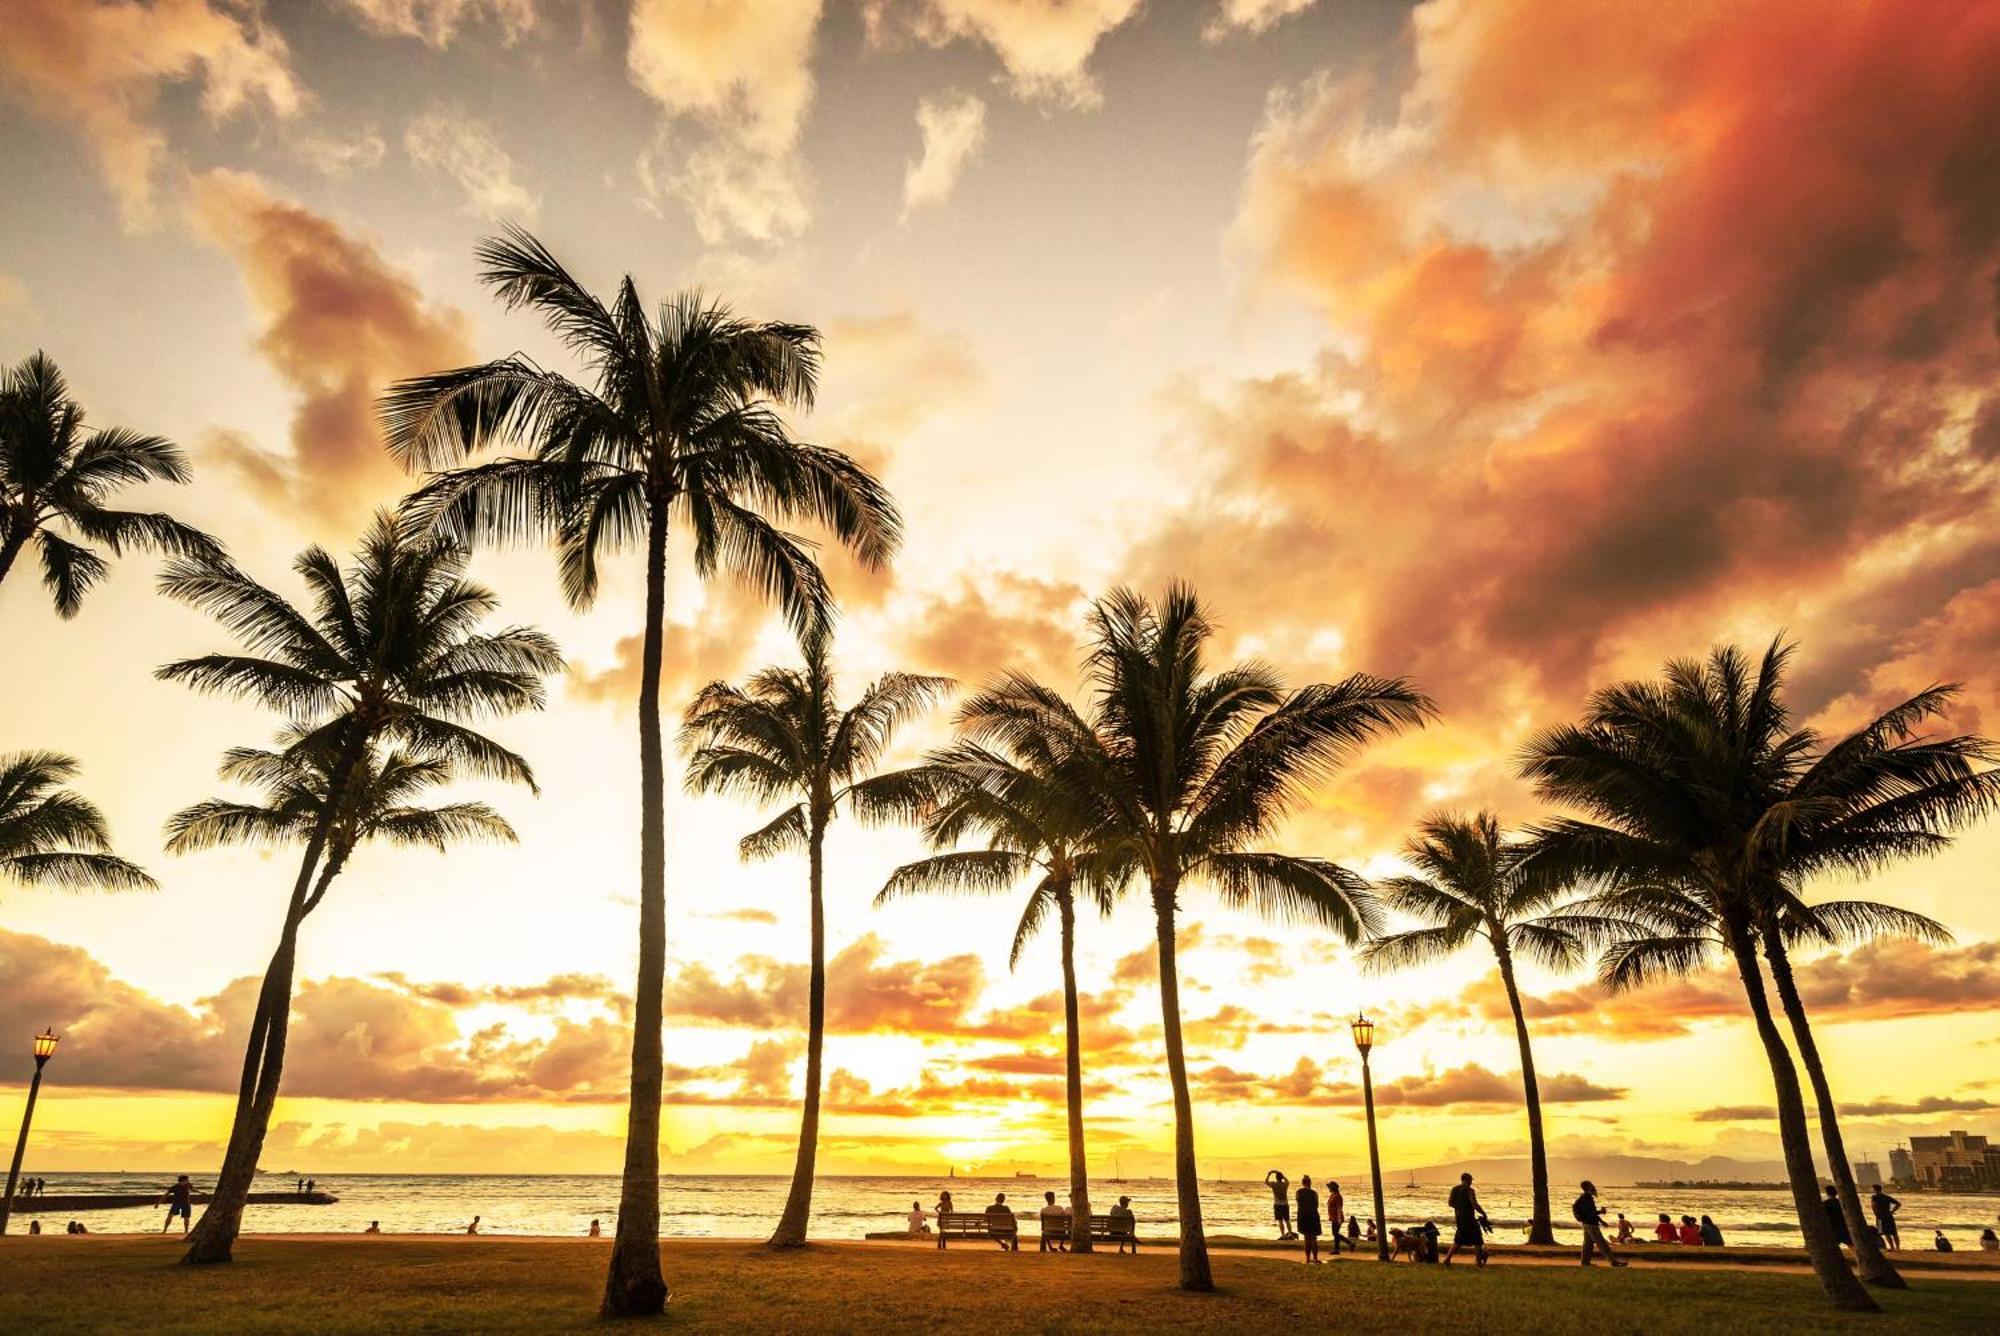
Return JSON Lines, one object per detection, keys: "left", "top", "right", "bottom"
{"left": 602, "top": 501, "right": 671, "bottom": 1316}
{"left": 1761, "top": 924, "right": 1905, "bottom": 1288}
{"left": 1494, "top": 945, "right": 1555, "bottom": 1245}
{"left": 770, "top": 813, "right": 826, "bottom": 1247}
{"left": 1059, "top": 886, "right": 1093, "bottom": 1253}
{"left": 183, "top": 737, "right": 360, "bottom": 1266}
{"left": 1727, "top": 930, "right": 1876, "bottom": 1311}
{"left": 1154, "top": 884, "right": 1212, "bottom": 1292}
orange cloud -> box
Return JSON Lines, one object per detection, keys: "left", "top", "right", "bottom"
{"left": 1195, "top": 1057, "right": 1623, "bottom": 1109}
{"left": 334, "top": 0, "right": 538, "bottom": 47}
{"left": 0, "top": 0, "right": 301, "bottom": 227}
{"left": 892, "top": 572, "right": 1090, "bottom": 684}
{"left": 190, "top": 169, "right": 472, "bottom": 532}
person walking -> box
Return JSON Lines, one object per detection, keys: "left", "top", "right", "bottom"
{"left": 1443, "top": 1173, "right": 1491, "bottom": 1267}
{"left": 1870, "top": 1186, "right": 1902, "bottom": 1249}
{"left": 1265, "top": 1170, "right": 1293, "bottom": 1240}
{"left": 1574, "top": 1181, "right": 1627, "bottom": 1268}
{"left": 160, "top": 1175, "right": 195, "bottom": 1235}
{"left": 1326, "top": 1180, "right": 1346, "bottom": 1255}
{"left": 1296, "top": 1176, "right": 1323, "bottom": 1264}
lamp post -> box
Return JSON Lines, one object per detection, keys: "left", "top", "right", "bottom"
{"left": 1351, "top": 1013, "right": 1388, "bottom": 1261}
{"left": 1, "top": 1028, "right": 60, "bottom": 1235}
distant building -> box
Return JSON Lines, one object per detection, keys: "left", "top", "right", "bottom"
{"left": 1889, "top": 1145, "right": 1916, "bottom": 1187}
{"left": 1907, "top": 1131, "right": 1997, "bottom": 1191}
{"left": 1853, "top": 1158, "right": 1883, "bottom": 1189}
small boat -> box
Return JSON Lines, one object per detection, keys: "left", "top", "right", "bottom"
{"left": 1014, "top": 1171, "right": 1035, "bottom": 1178}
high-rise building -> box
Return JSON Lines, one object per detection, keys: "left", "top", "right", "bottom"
{"left": 1907, "top": 1130, "right": 1995, "bottom": 1190}
{"left": 1853, "top": 1158, "right": 1883, "bottom": 1189}
{"left": 1889, "top": 1145, "right": 1916, "bottom": 1186}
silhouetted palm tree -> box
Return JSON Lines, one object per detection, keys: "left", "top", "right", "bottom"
{"left": 0, "top": 751, "right": 155, "bottom": 896}
{"left": 1518, "top": 641, "right": 1999, "bottom": 1310}
{"left": 876, "top": 694, "right": 1129, "bottom": 1252}
{"left": 961, "top": 586, "right": 1430, "bottom": 1290}
{"left": 0, "top": 352, "right": 220, "bottom": 616}
{"left": 380, "top": 230, "right": 898, "bottom": 1314}
{"left": 1361, "top": 811, "right": 1587, "bottom": 1245}
{"left": 158, "top": 511, "right": 558, "bottom": 1265}
{"left": 684, "top": 629, "right": 947, "bottom": 1247}
{"left": 167, "top": 726, "right": 519, "bottom": 909}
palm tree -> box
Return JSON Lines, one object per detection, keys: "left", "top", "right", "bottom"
{"left": 166, "top": 726, "right": 519, "bottom": 912}
{"left": 683, "top": 628, "right": 947, "bottom": 1247}
{"left": 1360, "top": 811, "right": 1585, "bottom": 1245}
{"left": 960, "top": 586, "right": 1431, "bottom": 1290}
{"left": 379, "top": 229, "right": 898, "bottom": 1315}
{"left": 1517, "top": 641, "right": 1999, "bottom": 1311}
{"left": 876, "top": 698, "right": 1129, "bottom": 1253}
{"left": 158, "top": 511, "right": 559, "bottom": 1265}
{"left": 0, "top": 352, "right": 221, "bottom": 616}
{"left": 0, "top": 751, "right": 156, "bottom": 896}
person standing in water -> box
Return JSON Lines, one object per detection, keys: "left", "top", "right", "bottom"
{"left": 1265, "top": 1169, "right": 1293, "bottom": 1240}
{"left": 1443, "top": 1173, "right": 1491, "bottom": 1267}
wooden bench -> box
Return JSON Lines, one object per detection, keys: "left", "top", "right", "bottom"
{"left": 1038, "top": 1214, "right": 1137, "bottom": 1248}
{"left": 936, "top": 1211, "right": 1019, "bottom": 1249}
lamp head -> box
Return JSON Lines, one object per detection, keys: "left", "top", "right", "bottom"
{"left": 33, "top": 1028, "right": 59, "bottom": 1062}
{"left": 1350, "top": 1013, "right": 1376, "bottom": 1056}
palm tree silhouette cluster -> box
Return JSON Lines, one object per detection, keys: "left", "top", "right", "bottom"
{"left": 3, "top": 231, "right": 1994, "bottom": 1316}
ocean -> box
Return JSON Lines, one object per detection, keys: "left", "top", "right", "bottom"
{"left": 15, "top": 1172, "right": 2000, "bottom": 1248}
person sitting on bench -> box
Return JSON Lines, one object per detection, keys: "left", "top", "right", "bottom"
{"left": 985, "top": 1193, "right": 1019, "bottom": 1251}
{"left": 1038, "top": 1191, "right": 1070, "bottom": 1252}
{"left": 1108, "top": 1196, "right": 1137, "bottom": 1254}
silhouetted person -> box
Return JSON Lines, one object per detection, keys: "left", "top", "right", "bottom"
{"left": 1444, "top": 1172, "right": 1490, "bottom": 1267}
{"left": 1296, "top": 1175, "right": 1322, "bottom": 1263}
{"left": 1699, "top": 1215, "right": 1724, "bottom": 1247}
{"left": 1677, "top": 1214, "right": 1701, "bottom": 1246}
{"left": 907, "top": 1201, "right": 929, "bottom": 1237}
{"left": 589, "top": 1218, "right": 602, "bottom": 1238}
{"left": 1574, "top": 1181, "right": 1626, "bottom": 1267}
{"left": 27, "top": 1219, "right": 40, "bottom": 1234}
{"left": 1655, "top": 1212, "right": 1676, "bottom": 1243}
{"left": 1934, "top": 1229, "right": 1953, "bottom": 1252}
{"left": 1109, "top": 1196, "right": 1137, "bottom": 1254}
{"left": 1822, "top": 1184, "right": 1850, "bottom": 1248}
{"left": 1981, "top": 1228, "right": 1998, "bottom": 1252}
{"left": 161, "top": 1175, "right": 194, "bottom": 1234}
{"left": 466, "top": 1215, "right": 481, "bottom": 1235}
{"left": 934, "top": 1190, "right": 955, "bottom": 1250}
{"left": 1615, "top": 1213, "right": 1634, "bottom": 1244}
{"left": 1265, "top": 1169, "right": 1293, "bottom": 1239}
{"left": 1347, "top": 1214, "right": 1361, "bottom": 1247}
{"left": 1326, "top": 1180, "right": 1346, "bottom": 1254}
{"left": 1871, "top": 1186, "right": 1902, "bottom": 1249}
{"left": 1038, "top": 1190, "right": 1069, "bottom": 1252}
{"left": 985, "top": 1193, "right": 1019, "bottom": 1251}
{"left": 1417, "top": 1220, "right": 1440, "bottom": 1263}
{"left": 364, "top": 1221, "right": 381, "bottom": 1234}
{"left": 305, "top": 1178, "right": 317, "bottom": 1195}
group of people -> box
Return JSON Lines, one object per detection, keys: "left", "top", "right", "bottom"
{"left": 1265, "top": 1170, "right": 1363, "bottom": 1263}
{"left": 1636, "top": 1212, "right": 1726, "bottom": 1247}
{"left": 911, "top": 1189, "right": 1140, "bottom": 1254}
{"left": 23, "top": 1219, "right": 89, "bottom": 1234}
{"left": 11, "top": 1175, "right": 50, "bottom": 1198}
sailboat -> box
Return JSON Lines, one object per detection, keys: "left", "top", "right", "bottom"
{"left": 1109, "top": 1154, "right": 1125, "bottom": 1184}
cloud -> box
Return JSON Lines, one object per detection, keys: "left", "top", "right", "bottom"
{"left": 902, "top": 91, "right": 987, "bottom": 216}
{"left": 1206, "top": 0, "right": 1318, "bottom": 39}
{"left": 189, "top": 169, "right": 472, "bottom": 532}
{"left": 864, "top": 1, "right": 1142, "bottom": 108}
{"left": 567, "top": 584, "right": 776, "bottom": 710}
{"left": 0, "top": 0, "right": 302, "bottom": 227}
{"left": 1126, "top": 0, "right": 2000, "bottom": 850}
{"left": 294, "top": 130, "right": 389, "bottom": 177}
{"left": 709, "top": 908, "right": 780, "bottom": 925}
{"left": 333, "top": 0, "right": 538, "bottom": 46}
{"left": 891, "top": 572, "right": 1089, "bottom": 683}
{"left": 1697, "top": 1094, "right": 2000, "bottom": 1122}
{"left": 1194, "top": 1056, "right": 1623, "bottom": 1109}
{"left": 403, "top": 104, "right": 540, "bottom": 219}
{"left": 627, "top": 0, "right": 824, "bottom": 244}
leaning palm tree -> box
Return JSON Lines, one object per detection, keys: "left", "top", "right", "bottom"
{"left": 159, "top": 511, "right": 559, "bottom": 1265}
{"left": 876, "top": 708, "right": 1128, "bottom": 1253}
{"left": 962, "top": 586, "right": 1431, "bottom": 1290}
{"left": 380, "top": 229, "right": 898, "bottom": 1315}
{"left": 1518, "top": 641, "right": 1999, "bottom": 1311}
{"left": 167, "top": 727, "right": 519, "bottom": 911}
{"left": 0, "top": 751, "right": 156, "bottom": 897}
{"left": 683, "top": 628, "right": 947, "bottom": 1247}
{"left": 0, "top": 352, "right": 221, "bottom": 615}
{"left": 1360, "top": 811, "right": 1587, "bottom": 1245}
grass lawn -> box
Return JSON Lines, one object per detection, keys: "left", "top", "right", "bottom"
{"left": 2, "top": 1236, "right": 1996, "bottom": 1334}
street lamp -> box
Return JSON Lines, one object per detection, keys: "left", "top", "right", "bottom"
{"left": 1, "top": 1028, "right": 60, "bottom": 1235}
{"left": 1351, "top": 1013, "right": 1389, "bottom": 1261}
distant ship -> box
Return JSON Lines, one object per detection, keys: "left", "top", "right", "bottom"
{"left": 1015, "top": 1171, "right": 1035, "bottom": 1178}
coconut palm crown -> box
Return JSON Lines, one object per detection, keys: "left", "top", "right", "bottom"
{"left": 0, "top": 751, "right": 156, "bottom": 897}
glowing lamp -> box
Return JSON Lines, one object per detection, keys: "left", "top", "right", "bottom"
{"left": 32, "top": 1029, "right": 58, "bottom": 1063}
{"left": 1350, "top": 1014, "right": 1375, "bottom": 1057}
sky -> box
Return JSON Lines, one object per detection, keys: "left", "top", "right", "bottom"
{"left": 2, "top": 0, "right": 1998, "bottom": 1182}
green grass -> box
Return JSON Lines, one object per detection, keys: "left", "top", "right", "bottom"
{"left": 1, "top": 1237, "right": 1995, "bottom": 1334}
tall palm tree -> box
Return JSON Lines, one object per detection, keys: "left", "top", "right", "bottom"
{"left": 961, "top": 586, "right": 1431, "bottom": 1290}
{"left": 158, "top": 511, "right": 559, "bottom": 1265}
{"left": 0, "top": 352, "right": 221, "bottom": 616}
{"left": 1518, "top": 641, "right": 1998, "bottom": 1311}
{"left": 876, "top": 700, "right": 1129, "bottom": 1253}
{"left": 380, "top": 229, "right": 898, "bottom": 1315}
{"left": 166, "top": 727, "right": 519, "bottom": 911}
{"left": 683, "top": 628, "right": 947, "bottom": 1247}
{"left": 0, "top": 751, "right": 156, "bottom": 896}
{"left": 1360, "top": 811, "right": 1587, "bottom": 1245}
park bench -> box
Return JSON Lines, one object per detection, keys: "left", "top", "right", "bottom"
{"left": 935, "top": 1211, "right": 1019, "bottom": 1249}
{"left": 1037, "top": 1214, "right": 1136, "bottom": 1248}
